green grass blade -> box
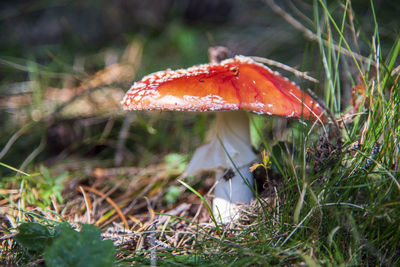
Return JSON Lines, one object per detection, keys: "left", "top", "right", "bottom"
{"left": 178, "top": 179, "right": 221, "bottom": 235}
{"left": 0, "top": 162, "right": 30, "bottom": 176}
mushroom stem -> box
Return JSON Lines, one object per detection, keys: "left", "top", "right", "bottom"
{"left": 185, "top": 111, "right": 257, "bottom": 223}
{"left": 213, "top": 163, "right": 255, "bottom": 223}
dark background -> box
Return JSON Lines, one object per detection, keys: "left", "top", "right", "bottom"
{"left": 1, "top": 0, "right": 398, "bottom": 77}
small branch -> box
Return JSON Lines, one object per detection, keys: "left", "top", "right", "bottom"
{"left": 78, "top": 185, "right": 129, "bottom": 229}
{"left": 0, "top": 124, "right": 32, "bottom": 161}
{"left": 114, "top": 111, "right": 135, "bottom": 166}
{"left": 251, "top": 56, "right": 319, "bottom": 83}
{"left": 19, "top": 135, "right": 46, "bottom": 171}
{"left": 79, "top": 186, "right": 93, "bottom": 224}
{"left": 263, "top": 0, "right": 375, "bottom": 66}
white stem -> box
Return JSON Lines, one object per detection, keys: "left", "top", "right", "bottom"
{"left": 185, "top": 111, "right": 257, "bottom": 224}
{"left": 213, "top": 163, "right": 255, "bottom": 223}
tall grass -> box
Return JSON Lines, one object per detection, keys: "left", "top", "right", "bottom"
{"left": 118, "top": 1, "right": 399, "bottom": 265}
{"left": 176, "top": 1, "right": 400, "bottom": 265}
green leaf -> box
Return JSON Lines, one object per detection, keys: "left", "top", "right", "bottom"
{"left": 250, "top": 115, "right": 264, "bottom": 148}
{"left": 15, "top": 222, "right": 61, "bottom": 253}
{"left": 164, "top": 153, "right": 188, "bottom": 172}
{"left": 164, "top": 185, "right": 181, "bottom": 204}
{"left": 44, "top": 224, "right": 115, "bottom": 267}
{"left": 173, "top": 254, "right": 204, "bottom": 265}
{"left": 0, "top": 162, "right": 30, "bottom": 176}
{"left": 33, "top": 167, "right": 68, "bottom": 206}
{"left": 178, "top": 179, "right": 221, "bottom": 235}
{"left": 271, "top": 142, "right": 287, "bottom": 174}
{"left": 40, "top": 165, "right": 51, "bottom": 181}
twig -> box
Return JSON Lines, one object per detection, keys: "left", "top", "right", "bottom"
{"left": 251, "top": 56, "right": 319, "bottom": 83}
{"left": 78, "top": 185, "right": 129, "bottom": 229}
{"left": 19, "top": 135, "right": 46, "bottom": 171}
{"left": 391, "top": 64, "right": 400, "bottom": 76}
{"left": 93, "top": 180, "right": 124, "bottom": 207}
{"left": 114, "top": 111, "right": 135, "bottom": 166}
{"left": 0, "top": 193, "right": 20, "bottom": 206}
{"left": 78, "top": 186, "right": 93, "bottom": 224}
{"left": 306, "top": 88, "right": 340, "bottom": 134}
{"left": 0, "top": 233, "right": 17, "bottom": 240}
{"left": 345, "top": 2, "right": 361, "bottom": 57}
{"left": 0, "top": 58, "right": 74, "bottom": 78}
{"left": 50, "top": 194, "right": 60, "bottom": 215}
{"left": 287, "top": 91, "right": 327, "bottom": 135}
{"left": 128, "top": 215, "right": 144, "bottom": 229}
{"left": 263, "top": 0, "right": 375, "bottom": 66}
{"left": 159, "top": 216, "right": 171, "bottom": 239}
{"left": 0, "top": 123, "right": 32, "bottom": 161}
{"left": 135, "top": 197, "right": 155, "bottom": 233}
{"left": 50, "top": 86, "right": 104, "bottom": 116}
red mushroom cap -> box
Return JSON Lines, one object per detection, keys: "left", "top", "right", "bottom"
{"left": 122, "top": 56, "right": 324, "bottom": 121}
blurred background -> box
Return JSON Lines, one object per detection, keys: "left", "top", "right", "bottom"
{"left": 0, "top": 0, "right": 399, "bottom": 172}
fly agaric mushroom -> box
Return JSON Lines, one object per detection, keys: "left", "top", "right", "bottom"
{"left": 121, "top": 55, "right": 324, "bottom": 223}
